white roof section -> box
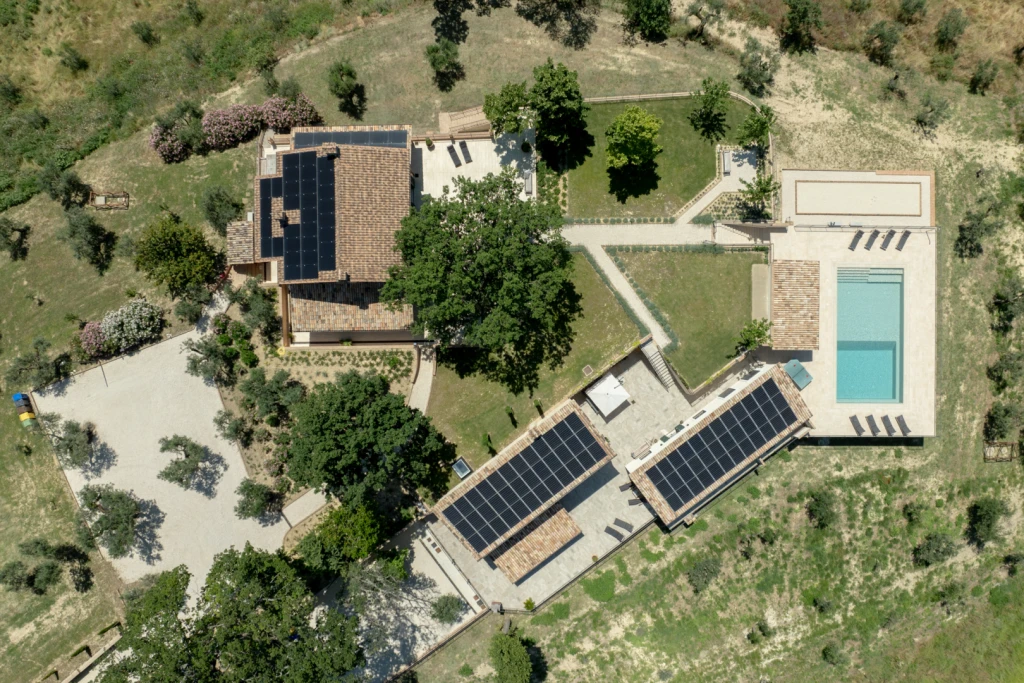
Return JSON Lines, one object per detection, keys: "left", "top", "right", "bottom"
{"left": 585, "top": 373, "right": 631, "bottom": 418}
{"left": 781, "top": 169, "right": 935, "bottom": 228}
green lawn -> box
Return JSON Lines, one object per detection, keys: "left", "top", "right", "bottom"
{"left": 613, "top": 249, "right": 764, "bottom": 388}
{"left": 427, "top": 254, "right": 641, "bottom": 476}
{"left": 565, "top": 98, "right": 752, "bottom": 218}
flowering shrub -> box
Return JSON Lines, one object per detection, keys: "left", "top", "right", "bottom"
{"left": 100, "top": 299, "right": 164, "bottom": 354}
{"left": 149, "top": 124, "right": 191, "bottom": 164}
{"left": 202, "top": 104, "right": 264, "bottom": 152}
{"left": 78, "top": 321, "right": 107, "bottom": 358}
{"left": 151, "top": 95, "right": 323, "bottom": 163}
{"left": 260, "top": 94, "right": 322, "bottom": 131}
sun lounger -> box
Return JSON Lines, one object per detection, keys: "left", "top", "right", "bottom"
{"left": 866, "top": 415, "right": 881, "bottom": 436}
{"left": 896, "top": 415, "right": 911, "bottom": 436}
{"left": 459, "top": 140, "right": 472, "bottom": 163}
{"left": 864, "top": 229, "right": 880, "bottom": 250}
{"left": 613, "top": 518, "right": 633, "bottom": 532}
{"left": 604, "top": 526, "right": 624, "bottom": 541}
{"left": 896, "top": 230, "right": 911, "bottom": 251}
{"left": 619, "top": 482, "right": 633, "bottom": 492}
{"left": 628, "top": 498, "right": 644, "bottom": 506}
{"left": 850, "top": 415, "right": 865, "bottom": 436}
{"left": 849, "top": 230, "right": 864, "bottom": 251}
{"left": 447, "top": 144, "right": 462, "bottom": 167}
{"left": 881, "top": 229, "right": 896, "bottom": 250}
{"left": 882, "top": 415, "right": 897, "bottom": 436}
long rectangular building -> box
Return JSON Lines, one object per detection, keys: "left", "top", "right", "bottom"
{"left": 628, "top": 365, "right": 812, "bottom": 528}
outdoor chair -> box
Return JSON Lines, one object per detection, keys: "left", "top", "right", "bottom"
{"left": 896, "top": 230, "right": 911, "bottom": 251}
{"left": 896, "top": 415, "right": 911, "bottom": 435}
{"left": 459, "top": 140, "right": 472, "bottom": 163}
{"left": 866, "top": 415, "right": 881, "bottom": 436}
{"left": 881, "top": 229, "right": 896, "bottom": 250}
{"left": 447, "top": 144, "right": 462, "bottom": 167}
{"left": 628, "top": 498, "right": 643, "bottom": 506}
{"left": 864, "top": 229, "right": 880, "bottom": 250}
{"left": 882, "top": 415, "right": 897, "bottom": 436}
{"left": 613, "top": 518, "right": 633, "bottom": 532}
{"left": 850, "top": 415, "right": 865, "bottom": 436}
{"left": 849, "top": 230, "right": 864, "bottom": 251}
{"left": 604, "top": 526, "right": 624, "bottom": 541}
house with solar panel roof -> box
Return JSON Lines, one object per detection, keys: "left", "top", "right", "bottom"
{"left": 226, "top": 125, "right": 419, "bottom": 345}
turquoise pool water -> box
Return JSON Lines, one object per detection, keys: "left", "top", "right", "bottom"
{"left": 837, "top": 268, "right": 904, "bottom": 403}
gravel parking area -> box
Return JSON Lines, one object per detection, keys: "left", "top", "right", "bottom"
{"left": 34, "top": 326, "right": 293, "bottom": 599}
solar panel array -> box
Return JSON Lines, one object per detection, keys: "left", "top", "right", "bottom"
{"left": 442, "top": 412, "right": 608, "bottom": 554}
{"left": 293, "top": 129, "right": 407, "bottom": 150}
{"left": 646, "top": 379, "right": 798, "bottom": 514}
{"left": 261, "top": 151, "right": 337, "bottom": 280}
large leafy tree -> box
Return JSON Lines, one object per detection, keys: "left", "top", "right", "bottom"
{"left": 605, "top": 105, "right": 663, "bottom": 169}
{"left": 780, "top": 0, "right": 823, "bottom": 54}
{"left": 60, "top": 207, "right": 116, "bottom": 273}
{"left": 99, "top": 547, "right": 364, "bottom": 682}
{"left": 3, "top": 337, "right": 70, "bottom": 389}
{"left": 287, "top": 372, "right": 456, "bottom": 504}
{"left": 194, "top": 544, "right": 363, "bottom": 681}
{"left": 737, "top": 37, "right": 781, "bottom": 97}
{"left": 297, "top": 503, "right": 381, "bottom": 575}
{"left": 425, "top": 38, "right": 465, "bottom": 92}
{"left": 99, "top": 566, "right": 200, "bottom": 683}
{"left": 238, "top": 368, "right": 305, "bottom": 423}
{"left": 685, "top": 0, "right": 724, "bottom": 42}
{"left": 382, "top": 169, "right": 582, "bottom": 393}
{"left": 529, "top": 59, "right": 589, "bottom": 158}
{"left": 737, "top": 106, "right": 777, "bottom": 160}
{"left": 135, "top": 214, "right": 222, "bottom": 299}
{"left": 483, "top": 81, "right": 533, "bottom": 135}
{"left": 623, "top": 0, "right": 671, "bottom": 43}
{"left": 688, "top": 77, "right": 731, "bottom": 144}
{"left": 78, "top": 484, "right": 140, "bottom": 558}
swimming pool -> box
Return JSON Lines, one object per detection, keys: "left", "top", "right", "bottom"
{"left": 837, "top": 268, "right": 904, "bottom": 403}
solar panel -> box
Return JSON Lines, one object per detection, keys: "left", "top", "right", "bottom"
{"left": 271, "top": 176, "right": 283, "bottom": 198}
{"left": 282, "top": 153, "right": 300, "bottom": 211}
{"left": 271, "top": 236, "right": 283, "bottom": 258}
{"left": 316, "top": 156, "right": 336, "bottom": 271}
{"left": 292, "top": 129, "right": 408, "bottom": 150}
{"left": 283, "top": 225, "right": 301, "bottom": 281}
{"left": 441, "top": 411, "right": 608, "bottom": 554}
{"left": 259, "top": 179, "right": 272, "bottom": 258}
{"left": 646, "top": 378, "right": 797, "bottom": 516}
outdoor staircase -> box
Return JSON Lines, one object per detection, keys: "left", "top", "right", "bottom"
{"left": 641, "top": 339, "right": 675, "bottom": 390}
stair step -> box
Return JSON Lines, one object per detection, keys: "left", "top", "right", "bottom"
{"left": 641, "top": 340, "right": 674, "bottom": 389}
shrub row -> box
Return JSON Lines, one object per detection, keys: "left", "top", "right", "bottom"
{"left": 565, "top": 216, "right": 678, "bottom": 225}
{"left": 150, "top": 94, "right": 322, "bottom": 163}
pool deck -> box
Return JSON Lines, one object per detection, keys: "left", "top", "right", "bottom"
{"left": 768, "top": 169, "right": 936, "bottom": 438}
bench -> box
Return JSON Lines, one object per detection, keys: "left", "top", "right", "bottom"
{"left": 722, "top": 151, "right": 731, "bottom": 176}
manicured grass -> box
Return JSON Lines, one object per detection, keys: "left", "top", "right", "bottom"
{"left": 613, "top": 249, "right": 765, "bottom": 387}
{"left": 427, "top": 254, "right": 641, "bottom": 476}
{"left": 565, "top": 98, "right": 752, "bottom": 218}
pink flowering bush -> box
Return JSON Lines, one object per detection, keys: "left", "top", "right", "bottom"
{"left": 260, "top": 94, "right": 323, "bottom": 131}
{"left": 78, "top": 322, "right": 107, "bottom": 358}
{"left": 149, "top": 124, "right": 191, "bottom": 164}
{"left": 202, "top": 104, "right": 264, "bottom": 152}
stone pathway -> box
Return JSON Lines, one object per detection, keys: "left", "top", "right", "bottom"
{"left": 408, "top": 345, "right": 435, "bottom": 413}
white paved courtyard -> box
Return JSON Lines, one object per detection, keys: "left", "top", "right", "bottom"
{"left": 34, "top": 326, "right": 301, "bottom": 599}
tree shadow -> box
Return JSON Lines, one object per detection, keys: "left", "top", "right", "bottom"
{"left": 608, "top": 162, "right": 660, "bottom": 203}
{"left": 432, "top": 64, "right": 466, "bottom": 93}
{"left": 191, "top": 450, "right": 227, "bottom": 498}
{"left": 538, "top": 125, "right": 594, "bottom": 172}
{"left": 133, "top": 498, "right": 166, "bottom": 564}
{"left": 432, "top": 0, "right": 472, "bottom": 43}
{"left": 80, "top": 440, "right": 118, "bottom": 480}
{"left": 516, "top": 0, "right": 598, "bottom": 50}
{"left": 8, "top": 225, "right": 30, "bottom": 260}
{"left": 91, "top": 229, "right": 118, "bottom": 276}
{"left": 523, "top": 635, "right": 549, "bottom": 681}
{"left": 338, "top": 84, "right": 367, "bottom": 120}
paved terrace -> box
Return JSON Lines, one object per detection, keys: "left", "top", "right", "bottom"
{"left": 412, "top": 131, "right": 535, "bottom": 204}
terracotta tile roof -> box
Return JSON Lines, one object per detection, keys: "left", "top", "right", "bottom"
{"left": 246, "top": 125, "right": 411, "bottom": 285}
{"left": 771, "top": 259, "right": 820, "bottom": 350}
{"left": 490, "top": 506, "right": 581, "bottom": 583}
{"left": 432, "top": 401, "right": 615, "bottom": 559}
{"left": 287, "top": 282, "right": 413, "bottom": 332}
{"left": 226, "top": 220, "right": 255, "bottom": 265}
{"left": 630, "top": 365, "right": 812, "bottom": 527}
